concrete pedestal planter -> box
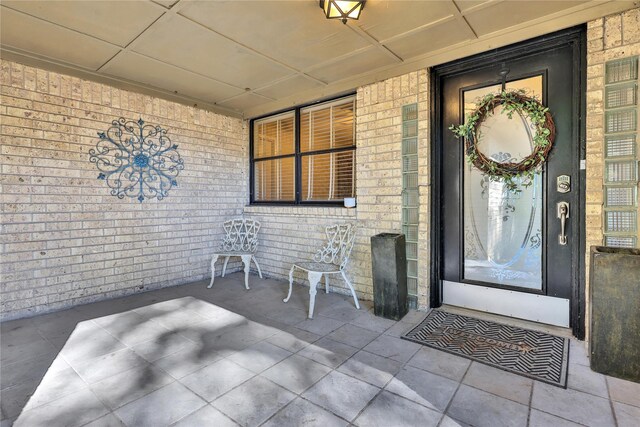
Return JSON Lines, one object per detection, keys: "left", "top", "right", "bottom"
{"left": 589, "top": 246, "right": 640, "bottom": 383}
{"left": 371, "top": 233, "right": 408, "bottom": 321}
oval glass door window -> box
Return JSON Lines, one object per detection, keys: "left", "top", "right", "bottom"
{"left": 463, "top": 76, "right": 544, "bottom": 290}
{"left": 475, "top": 104, "right": 535, "bottom": 162}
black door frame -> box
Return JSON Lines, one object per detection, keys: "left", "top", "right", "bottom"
{"left": 430, "top": 26, "right": 587, "bottom": 339}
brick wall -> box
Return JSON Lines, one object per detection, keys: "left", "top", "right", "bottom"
{"left": 6, "top": 8, "right": 628, "bottom": 322}
{"left": 244, "top": 70, "right": 431, "bottom": 307}
{"left": 0, "top": 59, "right": 433, "bottom": 321}
{"left": 246, "top": 11, "right": 638, "bottom": 328}
{"left": 354, "top": 71, "right": 430, "bottom": 307}
{"left": 584, "top": 8, "right": 640, "bottom": 335}
{"left": 0, "top": 60, "right": 247, "bottom": 320}
{"left": 241, "top": 205, "right": 357, "bottom": 293}
{"left": 585, "top": 9, "right": 640, "bottom": 260}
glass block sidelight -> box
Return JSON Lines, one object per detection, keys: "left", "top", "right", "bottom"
{"left": 403, "top": 207, "right": 419, "bottom": 224}
{"left": 605, "top": 160, "right": 638, "bottom": 183}
{"left": 605, "top": 109, "right": 637, "bottom": 134}
{"left": 403, "top": 103, "right": 418, "bottom": 121}
{"left": 604, "top": 235, "right": 637, "bottom": 248}
{"left": 404, "top": 224, "right": 419, "bottom": 241}
{"left": 605, "top": 211, "right": 637, "bottom": 233}
{"left": 605, "top": 134, "right": 636, "bottom": 158}
{"left": 605, "top": 57, "right": 638, "bottom": 84}
{"left": 605, "top": 186, "right": 637, "bottom": 207}
{"left": 406, "top": 242, "right": 418, "bottom": 259}
{"left": 403, "top": 172, "right": 419, "bottom": 188}
{"left": 402, "top": 138, "right": 418, "bottom": 155}
{"left": 407, "top": 277, "right": 418, "bottom": 295}
{"left": 407, "top": 260, "right": 418, "bottom": 277}
{"left": 402, "top": 103, "right": 419, "bottom": 301}
{"left": 403, "top": 155, "right": 418, "bottom": 172}
{"left": 605, "top": 83, "right": 637, "bottom": 109}
{"left": 604, "top": 56, "right": 639, "bottom": 247}
{"left": 403, "top": 121, "right": 418, "bottom": 138}
{"left": 402, "top": 189, "right": 419, "bottom": 207}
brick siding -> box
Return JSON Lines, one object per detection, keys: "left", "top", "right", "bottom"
{"left": 0, "top": 61, "right": 247, "bottom": 320}
{"left": 585, "top": 8, "right": 640, "bottom": 336}
{"left": 2, "top": 8, "right": 635, "bottom": 322}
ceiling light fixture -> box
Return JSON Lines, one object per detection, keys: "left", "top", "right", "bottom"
{"left": 319, "top": 0, "right": 365, "bottom": 24}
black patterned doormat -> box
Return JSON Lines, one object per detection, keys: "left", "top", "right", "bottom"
{"left": 402, "top": 310, "right": 569, "bottom": 387}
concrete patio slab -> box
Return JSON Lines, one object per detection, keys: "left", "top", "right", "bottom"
{"left": 302, "top": 371, "right": 380, "bottom": 421}
{"left": 1, "top": 273, "right": 638, "bottom": 427}
{"left": 462, "top": 362, "right": 533, "bottom": 405}
{"left": 212, "top": 376, "right": 295, "bottom": 427}
{"left": 172, "top": 405, "right": 238, "bottom": 427}
{"left": 180, "top": 359, "right": 254, "bottom": 402}
{"left": 447, "top": 384, "right": 529, "bottom": 427}
{"left": 385, "top": 365, "right": 458, "bottom": 412}
{"left": 114, "top": 382, "right": 206, "bottom": 427}
{"left": 262, "top": 398, "right": 347, "bottom": 427}
{"left": 531, "top": 381, "right": 615, "bottom": 427}
{"left": 354, "top": 390, "right": 441, "bottom": 427}
{"left": 261, "top": 354, "right": 331, "bottom": 394}
{"left": 337, "top": 349, "right": 402, "bottom": 388}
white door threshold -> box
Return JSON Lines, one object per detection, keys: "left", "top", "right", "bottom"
{"left": 440, "top": 304, "right": 574, "bottom": 339}
{"left": 443, "top": 280, "right": 570, "bottom": 328}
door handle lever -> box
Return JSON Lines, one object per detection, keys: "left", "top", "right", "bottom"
{"left": 557, "top": 202, "right": 569, "bottom": 245}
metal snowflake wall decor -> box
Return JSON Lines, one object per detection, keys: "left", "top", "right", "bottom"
{"left": 90, "top": 118, "right": 184, "bottom": 202}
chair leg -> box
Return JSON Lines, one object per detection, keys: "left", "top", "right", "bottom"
{"left": 284, "top": 266, "right": 295, "bottom": 303}
{"left": 307, "top": 271, "right": 323, "bottom": 319}
{"left": 207, "top": 255, "right": 219, "bottom": 289}
{"left": 222, "top": 256, "right": 230, "bottom": 277}
{"left": 325, "top": 275, "right": 329, "bottom": 294}
{"left": 252, "top": 255, "right": 263, "bottom": 278}
{"left": 341, "top": 270, "right": 360, "bottom": 309}
{"left": 240, "top": 255, "right": 251, "bottom": 290}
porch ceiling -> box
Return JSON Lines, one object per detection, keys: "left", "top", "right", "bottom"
{"left": 1, "top": 0, "right": 636, "bottom": 119}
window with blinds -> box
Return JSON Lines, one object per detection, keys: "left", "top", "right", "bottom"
{"left": 251, "top": 96, "right": 356, "bottom": 204}
{"left": 252, "top": 112, "right": 295, "bottom": 202}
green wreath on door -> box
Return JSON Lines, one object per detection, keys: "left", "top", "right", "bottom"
{"left": 449, "top": 90, "right": 556, "bottom": 193}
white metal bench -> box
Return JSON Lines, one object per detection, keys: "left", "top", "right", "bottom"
{"left": 284, "top": 223, "right": 360, "bottom": 318}
{"left": 208, "top": 218, "right": 262, "bottom": 290}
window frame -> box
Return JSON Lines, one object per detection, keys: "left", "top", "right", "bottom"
{"left": 249, "top": 94, "right": 356, "bottom": 206}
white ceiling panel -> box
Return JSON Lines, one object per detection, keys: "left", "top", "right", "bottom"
{"left": 307, "top": 47, "right": 397, "bottom": 82}
{"left": 131, "top": 13, "right": 293, "bottom": 89}
{"left": 255, "top": 75, "right": 324, "bottom": 100}
{"left": 358, "top": 0, "right": 453, "bottom": 42}
{"left": 384, "top": 20, "right": 472, "bottom": 60}
{"left": 102, "top": 51, "right": 244, "bottom": 105}
{"left": 179, "top": 0, "right": 370, "bottom": 70}
{"left": 152, "top": 0, "right": 179, "bottom": 8}
{"left": 1, "top": 0, "right": 637, "bottom": 118}
{"left": 217, "top": 93, "right": 274, "bottom": 111}
{"left": 0, "top": 7, "right": 120, "bottom": 70}
{"left": 2, "top": 0, "right": 165, "bottom": 47}
{"left": 465, "top": 1, "right": 591, "bottom": 36}
{"left": 454, "top": 0, "right": 495, "bottom": 13}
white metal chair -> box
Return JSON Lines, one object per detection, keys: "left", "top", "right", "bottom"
{"left": 208, "top": 218, "right": 262, "bottom": 290}
{"left": 284, "top": 223, "right": 360, "bottom": 318}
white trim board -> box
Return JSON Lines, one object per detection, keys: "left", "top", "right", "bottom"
{"left": 442, "top": 280, "right": 570, "bottom": 328}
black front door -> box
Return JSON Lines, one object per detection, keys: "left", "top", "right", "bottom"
{"left": 432, "top": 28, "right": 585, "bottom": 336}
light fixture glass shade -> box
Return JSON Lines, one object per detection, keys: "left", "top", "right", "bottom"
{"left": 320, "top": 0, "right": 365, "bottom": 24}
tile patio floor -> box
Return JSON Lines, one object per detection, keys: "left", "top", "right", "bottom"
{"left": 1, "top": 272, "right": 639, "bottom": 427}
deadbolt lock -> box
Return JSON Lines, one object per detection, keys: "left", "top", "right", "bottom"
{"left": 557, "top": 175, "right": 571, "bottom": 193}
